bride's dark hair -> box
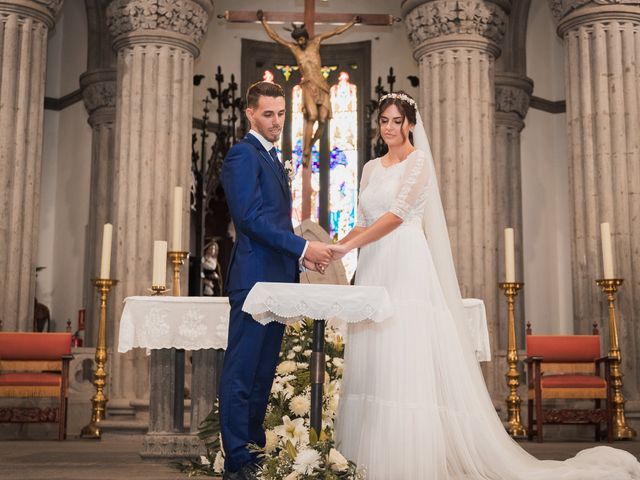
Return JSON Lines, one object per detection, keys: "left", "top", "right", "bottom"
{"left": 376, "top": 90, "right": 417, "bottom": 145}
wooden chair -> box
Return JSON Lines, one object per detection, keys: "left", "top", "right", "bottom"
{"left": 0, "top": 332, "right": 72, "bottom": 440}
{"left": 525, "top": 325, "right": 612, "bottom": 443}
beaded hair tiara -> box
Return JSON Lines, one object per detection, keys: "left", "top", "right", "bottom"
{"left": 379, "top": 92, "right": 416, "bottom": 108}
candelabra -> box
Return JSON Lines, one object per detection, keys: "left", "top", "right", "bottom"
{"left": 81, "top": 278, "right": 118, "bottom": 439}
{"left": 499, "top": 281, "right": 527, "bottom": 438}
{"left": 168, "top": 251, "right": 189, "bottom": 296}
{"left": 596, "top": 278, "right": 637, "bottom": 440}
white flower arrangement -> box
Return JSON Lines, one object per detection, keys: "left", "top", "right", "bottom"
{"left": 180, "top": 320, "right": 363, "bottom": 480}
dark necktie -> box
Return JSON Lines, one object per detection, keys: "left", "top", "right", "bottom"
{"left": 269, "top": 147, "right": 287, "bottom": 179}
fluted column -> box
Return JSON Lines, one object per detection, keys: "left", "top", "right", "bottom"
{"left": 495, "top": 73, "right": 532, "bottom": 349}
{"left": 80, "top": 68, "right": 116, "bottom": 346}
{"left": 404, "top": 0, "right": 509, "bottom": 399}
{"left": 106, "top": 0, "right": 214, "bottom": 404}
{"left": 551, "top": 0, "right": 640, "bottom": 402}
{"left": 0, "top": 0, "right": 63, "bottom": 331}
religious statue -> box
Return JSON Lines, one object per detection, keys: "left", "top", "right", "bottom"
{"left": 257, "top": 9, "right": 360, "bottom": 219}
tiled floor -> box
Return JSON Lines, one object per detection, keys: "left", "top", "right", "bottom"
{"left": 1, "top": 435, "right": 639, "bottom": 480}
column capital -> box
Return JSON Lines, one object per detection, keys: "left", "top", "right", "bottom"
{"left": 80, "top": 68, "right": 117, "bottom": 125}
{"left": 403, "top": 0, "right": 509, "bottom": 58}
{"left": 106, "top": 0, "right": 214, "bottom": 56}
{"left": 495, "top": 73, "right": 533, "bottom": 124}
{"left": 549, "top": 1, "right": 640, "bottom": 34}
{"left": 0, "top": 0, "right": 63, "bottom": 28}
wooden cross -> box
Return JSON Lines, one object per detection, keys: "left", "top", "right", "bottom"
{"left": 220, "top": 0, "right": 396, "bottom": 36}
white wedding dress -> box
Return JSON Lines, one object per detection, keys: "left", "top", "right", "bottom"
{"left": 335, "top": 149, "right": 640, "bottom": 479}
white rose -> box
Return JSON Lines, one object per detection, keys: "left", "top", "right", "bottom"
{"left": 293, "top": 345, "right": 302, "bottom": 352}
{"left": 328, "top": 448, "right": 349, "bottom": 472}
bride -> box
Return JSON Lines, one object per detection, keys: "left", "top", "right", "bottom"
{"left": 329, "top": 91, "right": 640, "bottom": 479}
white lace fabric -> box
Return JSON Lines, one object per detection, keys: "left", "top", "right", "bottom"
{"left": 118, "top": 296, "right": 231, "bottom": 352}
{"left": 242, "top": 282, "right": 393, "bottom": 325}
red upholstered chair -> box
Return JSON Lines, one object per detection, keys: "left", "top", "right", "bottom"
{"left": 0, "top": 332, "right": 72, "bottom": 440}
{"left": 525, "top": 330, "right": 612, "bottom": 443}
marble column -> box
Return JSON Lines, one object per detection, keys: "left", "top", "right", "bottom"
{"left": 105, "top": 0, "right": 213, "bottom": 410}
{"left": 551, "top": 0, "right": 640, "bottom": 404}
{"left": 494, "top": 72, "right": 532, "bottom": 343}
{"left": 403, "top": 0, "right": 509, "bottom": 400}
{"left": 80, "top": 68, "right": 116, "bottom": 346}
{"left": 0, "top": 0, "right": 62, "bottom": 331}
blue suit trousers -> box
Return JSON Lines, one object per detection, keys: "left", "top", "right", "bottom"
{"left": 218, "top": 289, "right": 285, "bottom": 472}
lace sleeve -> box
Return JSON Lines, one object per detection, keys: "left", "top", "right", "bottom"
{"left": 356, "top": 160, "right": 375, "bottom": 227}
{"left": 390, "top": 150, "right": 431, "bottom": 220}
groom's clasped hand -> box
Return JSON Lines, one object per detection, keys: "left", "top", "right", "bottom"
{"left": 302, "top": 241, "right": 351, "bottom": 274}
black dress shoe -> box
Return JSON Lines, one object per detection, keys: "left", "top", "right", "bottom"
{"left": 222, "top": 470, "right": 242, "bottom": 480}
{"left": 222, "top": 463, "right": 259, "bottom": 480}
{"left": 238, "top": 463, "right": 260, "bottom": 480}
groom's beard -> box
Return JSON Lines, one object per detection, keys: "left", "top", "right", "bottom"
{"left": 264, "top": 127, "right": 282, "bottom": 143}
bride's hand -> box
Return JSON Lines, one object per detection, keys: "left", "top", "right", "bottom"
{"left": 329, "top": 244, "right": 350, "bottom": 261}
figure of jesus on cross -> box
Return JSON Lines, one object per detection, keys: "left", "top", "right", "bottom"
{"left": 258, "top": 10, "right": 359, "bottom": 219}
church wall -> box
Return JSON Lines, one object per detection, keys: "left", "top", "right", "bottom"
{"left": 38, "top": 2, "right": 91, "bottom": 332}
{"left": 194, "top": 0, "right": 419, "bottom": 117}
{"left": 521, "top": 2, "right": 573, "bottom": 334}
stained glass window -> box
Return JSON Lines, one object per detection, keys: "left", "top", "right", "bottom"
{"left": 329, "top": 72, "right": 358, "bottom": 280}
{"left": 263, "top": 70, "right": 275, "bottom": 83}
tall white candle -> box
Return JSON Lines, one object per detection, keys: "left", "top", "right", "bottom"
{"left": 504, "top": 227, "right": 515, "bottom": 283}
{"left": 600, "top": 222, "right": 614, "bottom": 279}
{"left": 99, "top": 223, "right": 113, "bottom": 279}
{"left": 152, "top": 240, "right": 167, "bottom": 287}
{"left": 172, "top": 186, "right": 183, "bottom": 251}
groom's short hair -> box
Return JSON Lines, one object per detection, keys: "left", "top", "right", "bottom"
{"left": 246, "top": 81, "right": 285, "bottom": 108}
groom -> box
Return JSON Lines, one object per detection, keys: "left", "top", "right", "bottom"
{"left": 219, "top": 81, "right": 332, "bottom": 480}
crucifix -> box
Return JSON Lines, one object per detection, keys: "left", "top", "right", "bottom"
{"left": 222, "top": 0, "right": 396, "bottom": 221}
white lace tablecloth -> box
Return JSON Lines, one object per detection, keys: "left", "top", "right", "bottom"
{"left": 118, "top": 296, "right": 230, "bottom": 353}
{"left": 462, "top": 298, "right": 492, "bottom": 362}
{"left": 243, "top": 282, "right": 393, "bottom": 325}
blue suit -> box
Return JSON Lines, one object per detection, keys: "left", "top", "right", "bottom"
{"left": 219, "top": 133, "right": 306, "bottom": 472}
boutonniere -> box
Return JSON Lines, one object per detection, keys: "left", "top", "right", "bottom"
{"left": 283, "top": 159, "right": 296, "bottom": 185}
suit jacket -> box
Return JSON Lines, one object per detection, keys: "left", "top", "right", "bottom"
{"left": 221, "top": 133, "right": 306, "bottom": 293}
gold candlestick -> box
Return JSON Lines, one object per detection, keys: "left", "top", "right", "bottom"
{"left": 168, "top": 251, "right": 188, "bottom": 296}
{"left": 499, "top": 281, "right": 527, "bottom": 438}
{"left": 596, "top": 278, "right": 636, "bottom": 440}
{"left": 81, "top": 278, "right": 118, "bottom": 439}
{"left": 151, "top": 285, "right": 168, "bottom": 296}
